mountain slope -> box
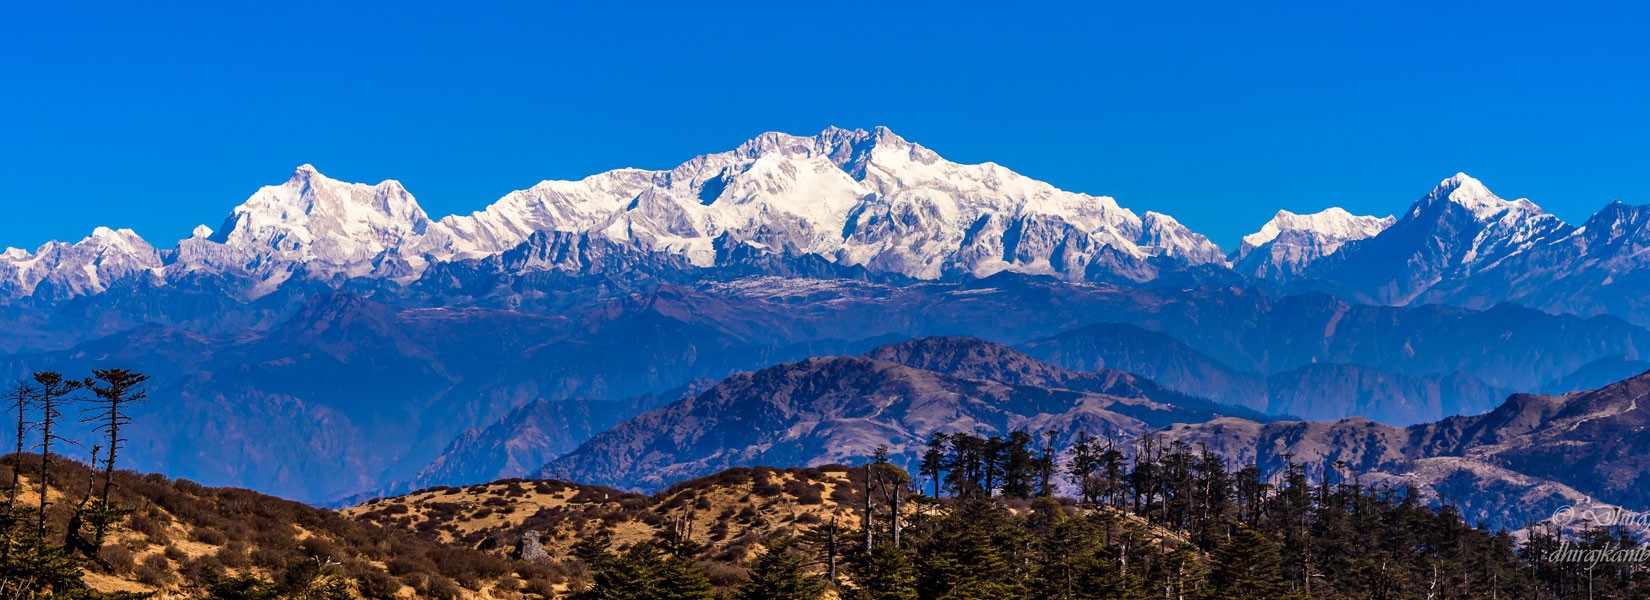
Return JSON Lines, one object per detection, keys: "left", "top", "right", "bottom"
{"left": 1022, "top": 320, "right": 1535, "bottom": 425}
{"left": 1166, "top": 370, "right": 1650, "bottom": 530}
{"left": 861, "top": 336, "right": 1267, "bottom": 423}
{"left": 538, "top": 337, "right": 1262, "bottom": 490}
{"left": 0, "top": 227, "right": 162, "bottom": 299}
{"left": 1298, "top": 173, "right": 1575, "bottom": 305}
{"left": 539, "top": 355, "right": 1158, "bottom": 490}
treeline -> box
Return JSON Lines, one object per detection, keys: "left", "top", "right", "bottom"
{"left": 569, "top": 430, "right": 1650, "bottom": 599}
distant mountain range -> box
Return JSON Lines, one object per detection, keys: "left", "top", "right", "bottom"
{"left": 4, "top": 127, "right": 1650, "bottom": 509}
{"left": 5, "top": 127, "right": 1650, "bottom": 327}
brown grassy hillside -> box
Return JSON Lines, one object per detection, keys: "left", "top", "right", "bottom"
{"left": 3, "top": 453, "right": 523, "bottom": 599}
{"left": 346, "top": 466, "right": 864, "bottom": 576}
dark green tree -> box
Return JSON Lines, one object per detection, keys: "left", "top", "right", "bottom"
{"left": 738, "top": 540, "right": 826, "bottom": 600}
{"left": 1210, "top": 525, "right": 1290, "bottom": 600}
{"left": 844, "top": 543, "right": 917, "bottom": 600}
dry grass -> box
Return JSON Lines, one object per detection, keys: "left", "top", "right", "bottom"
{"left": 348, "top": 465, "right": 866, "bottom": 564}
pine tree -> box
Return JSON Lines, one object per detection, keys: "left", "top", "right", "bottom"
{"left": 83, "top": 368, "right": 147, "bottom": 546}
{"left": 737, "top": 540, "right": 825, "bottom": 600}
{"left": 4, "top": 380, "right": 33, "bottom": 513}
{"left": 844, "top": 543, "right": 917, "bottom": 600}
{"left": 656, "top": 555, "right": 716, "bottom": 600}
{"left": 1210, "top": 525, "right": 1290, "bottom": 600}
{"left": 29, "top": 372, "right": 82, "bottom": 540}
{"left": 1067, "top": 431, "right": 1100, "bottom": 504}
{"left": 918, "top": 432, "right": 947, "bottom": 498}
{"left": 584, "top": 541, "right": 664, "bottom": 600}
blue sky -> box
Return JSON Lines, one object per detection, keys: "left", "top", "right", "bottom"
{"left": 2, "top": 1, "right": 1646, "bottom": 250}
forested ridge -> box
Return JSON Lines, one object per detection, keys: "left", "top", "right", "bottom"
{"left": 552, "top": 431, "right": 1646, "bottom": 599}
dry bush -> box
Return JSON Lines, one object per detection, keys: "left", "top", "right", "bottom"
{"left": 216, "top": 540, "right": 252, "bottom": 568}
{"left": 99, "top": 544, "right": 136, "bottom": 574}
{"left": 522, "top": 578, "right": 557, "bottom": 598}
{"left": 784, "top": 479, "right": 825, "bottom": 504}
{"left": 420, "top": 574, "right": 463, "bottom": 600}
{"left": 191, "top": 526, "right": 228, "bottom": 546}
{"left": 133, "top": 553, "right": 172, "bottom": 586}
{"left": 356, "top": 569, "right": 402, "bottom": 600}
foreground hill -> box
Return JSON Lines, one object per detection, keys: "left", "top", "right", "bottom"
{"left": 2, "top": 453, "right": 521, "bottom": 598}
{"left": 348, "top": 467, "right": 864, "bottom": 572}
{"left": 350, "top": 455, "right": 1642, "bottom": 598}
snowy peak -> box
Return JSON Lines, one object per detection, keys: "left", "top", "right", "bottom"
{"left": 1232, "top": 207, "right": 1394, "bottom": 277}
{"left": 1238, "top": 208, "right": 1395, "bottom": 256}
{"left": 1415, "top": 172, "right": 1544, "bottom": 222}
{"left": 1577, "top": 201, "right": 1650, "bottom": 255}
{"left": 187, "top": 164, "right": 435, "bottom": 284}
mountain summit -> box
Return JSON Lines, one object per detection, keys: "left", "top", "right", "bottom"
{"left": 1232, "top": 207, "right": 1395, "bottom": 278}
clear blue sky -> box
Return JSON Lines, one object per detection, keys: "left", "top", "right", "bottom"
{"left": 3, "top": 1, "right": 1646, "bottom": 250}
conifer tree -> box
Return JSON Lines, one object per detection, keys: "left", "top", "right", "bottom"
{"left": 84, "top": 368, "right": 147, "bottom": 545}
{"left": 844, "top": 543, "right": 917, "bottom": 600}
{"left": 29, "top": 372, "right": 81, "bottom": 540}
{"left": 656, "top": 555, "right": 715, "bottom": 600}
{"left": 1210, "top": 525, "right": 1290, "bottom": 600}
{"left": 584, "top": 541, "right": 664, "bottom": 600}
{"left": 737, "top": 540, "right": 825, "bottom": 600}
{"left": 918, "top": 433, "right": 947, "bottom": 498}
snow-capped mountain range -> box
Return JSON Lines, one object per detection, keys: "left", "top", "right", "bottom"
{"left": 3, "top": 127, "right": 1647, "bottom": 323}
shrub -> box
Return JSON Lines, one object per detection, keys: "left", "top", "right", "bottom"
{"left": 99, "top": 544, "right": 136, "bottom": 574}
{"left": 134, "top": 553, "right": 172, "bottom": 586}
{"left": 128, "top": 511, "right": 171, "bottom": 544}
{"left": 180, "top": 554, "right": 224, "bottom": 583}
{"left": 191, "top": 526, "right": 228, "bottom": 546}
{"left": 752, "top": 476, "right": 784, "bottom": 497}
{"left": 421, "top": 575, "right": 463, "bottom": 600}
{"left": 522, "top": 578, "right": 557, "bottom": 598}
{"left": 784, "top": 479, "right": 825, "bottom": 504}
{"left": 357, "top": 569, "right": 402, "bottom": 600}
{"left": 215, "top": 540, "right": 251, "bottom": 568}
